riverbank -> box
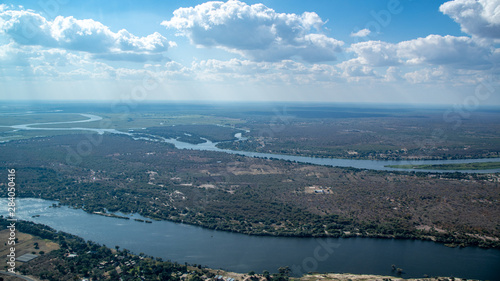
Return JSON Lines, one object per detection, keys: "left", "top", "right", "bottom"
{"left": 205, "top": 270, "right": 478, "bottom": 281}
{"left": 386, "top": 162, "right": 500, "bottom": 171}
{"left": 0, "top": 219, "right": 479, "bottom": 281}
{"left": 299, "top": 273, "right": 478, "bottom": 281}
{"left": 3, "top": 198, "right": 499, "bottom": 280}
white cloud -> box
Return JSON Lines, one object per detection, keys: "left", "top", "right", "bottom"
{"left": 350, "top": 28, "right": 371, "bottom": 37}
{"left": 440, "top": 0, "right": 500, "bottom": 41}
{"left": 384, "top": 66, "right": 403, "bottom": 82}
{"left": 398, "top": 35, "right": 493, "bottom": 68}
{"left": 0, "top": 7, "right": 175, "bottom": 62}
{"left": 337, "top": 60, "right": 376, "bottom": 80}
{"left": 348, "top": 41, "right": 400, "bottom": 66}
{"left": 349, "top": 35, "right": 495, "bottom": 69}
{"left": 189, "top": 58, "right": 340, "bottom": 84}
{"left": 404, "top": 67, "right": 450, "bottom": 84}
{"left": 193, "top": 58, "right": 270, "bottom": 75}
{"left": 0, "top": 42, "right": 32, "bottom": 66}
{"left": 161, "top": 0, "right": 343, "bottom": 62}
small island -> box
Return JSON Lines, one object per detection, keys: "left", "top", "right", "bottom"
{"left": 93, "top": 212, "right": 130, "bottom": 220}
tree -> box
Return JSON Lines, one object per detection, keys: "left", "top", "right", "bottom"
{"left": 190, "top": 275, "right": 202, "bottom": 281}
{"left": 159, "top": 272, "right": 171, "bottom": 281}
{"left": 109, "top": 269, "right": 119, "bottom": 279}
{"left": 278, "top": 266, "right": 291, "bottom": 276}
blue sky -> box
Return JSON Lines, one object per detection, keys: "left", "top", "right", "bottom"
{"left": 0, "top": 0, "right": 499, "bottom": 104}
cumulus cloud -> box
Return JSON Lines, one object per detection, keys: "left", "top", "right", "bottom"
{"left": 440, "top": 0, "right": 500, "bottom": 40}
{"left": 404, "top": 67, "right": 450, "bottom": 84}
{"left": 350, "top": 28, "right": 371, "bottom": 37}
{"left": 161, "top": 0, "right": 343, "bottom": 62}
{"left": 193, "top": 58, "right": 270, "bottom": 75}
{"left": 348, "top": 41, "right": 400, "bottom": 66}
{"left": 0, "top": 42, "right": 88, "bottom": 78}
{"left": 189, "top": 58, "right": 339, "bottom": 84}
{"left": 349, "top": 35, "right": 495, "bottom": 69}
{"left": 337, "top": 60, "right": 376, "bottom": 80}
{"left": 0, "top": 7, "right": 175, "bottom": 61}
{"left": 398, "top": 35, "right": 493, "bottom": 67}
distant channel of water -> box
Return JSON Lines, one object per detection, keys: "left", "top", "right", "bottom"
{"left": 4, "top": 113, "right": 498, "bottom": 173}
{"left": 3, "top": 198, "right": 500, "bottom": 280}
{"left": 159, "top": 137, "right": 500, "bottom": 174}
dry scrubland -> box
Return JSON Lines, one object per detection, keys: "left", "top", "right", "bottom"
{"left": 1, "top": 134, "right": 499, "bottom": 248}
{"left": 217, "top": 112, "right": 500, "bottom": 161}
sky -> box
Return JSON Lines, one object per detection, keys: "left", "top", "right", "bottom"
{"left": 0, "top": 0, "right": 499, "bottom": 105}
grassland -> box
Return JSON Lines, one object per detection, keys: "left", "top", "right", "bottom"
{"left": 0, "top": 112, "right": 245, "bottom": 142}
{"left": 386, "top": 161, "right": 500, "bottom": 170}
{"left": 29, "top": 113, "right": 244, "bottom": 129}
{"left": 0, "top": 113, "right": 87, "bottom": 126}
{"left": 0, "top": 229, "right": 59, "bottom": 260}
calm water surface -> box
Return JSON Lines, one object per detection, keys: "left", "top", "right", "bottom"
{"left": 2, "top": 198, "right": 499, "bottom": 280}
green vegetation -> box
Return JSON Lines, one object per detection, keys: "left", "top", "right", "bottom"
{"left": 28, "top": 113, "right": 244, "bottom": 129}
{"left": 145, "top": 124, "right": 241, "bottom": 144}
{"left": 0, "top": 111, "right": 244, "bottom": 142}
{"left": 0, "top": 129, "right": 88, "bottom": 143}
{"left": 386, "top": 161, "right": 500, "bottom": 170}
{"left": 0, "top": 113, "right": 88, "bottom": 126}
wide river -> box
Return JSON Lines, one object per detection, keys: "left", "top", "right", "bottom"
{"left": 2, "top": 198, "right": 499, "bottom": 280}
